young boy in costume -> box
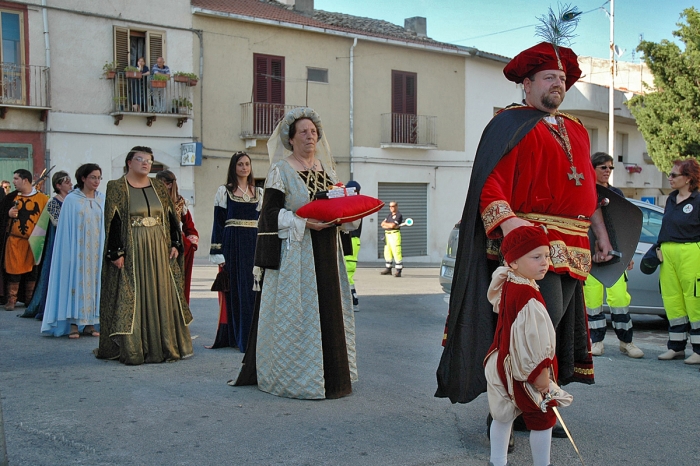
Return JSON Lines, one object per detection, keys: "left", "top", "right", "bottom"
{"left": 484, "top": 225, "right": 573, "bottom": 466}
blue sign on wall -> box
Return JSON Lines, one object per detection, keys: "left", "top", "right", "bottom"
{"left": 640, "top": 196, "right": 656, "bottom": 205}
{"left": 180, "top": 142, "right": 202, "bottom": 166}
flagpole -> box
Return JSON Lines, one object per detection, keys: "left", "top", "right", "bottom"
{"left": 608, "top": 0, "right": 615, "bottom": 184}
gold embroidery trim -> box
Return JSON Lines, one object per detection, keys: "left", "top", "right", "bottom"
{"left": 549, "top": 241, "right": 591, "bottom": 276}
{"left": 517, "top": 212, "right": 590, "bottom": 237}
{"left": 482, "top": 200, "right": 515, "bottom": 233}
{"left": 574, "top": 366, "right": 594, "bottom": 375}
{"left": 257, "top": 232, "right": 278, "bottom": 236}
{"left": 225, "top": 219, "right": 258, "bottom": 228}
{"left": 130, "top": 216, "right": 161, "bottom": 227}
{"left": 211, "top": 243, "right": 222, "bottom": 250}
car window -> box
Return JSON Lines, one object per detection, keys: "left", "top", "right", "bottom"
{"left": 639, "top": 206, "right": 663, "bottom": 243}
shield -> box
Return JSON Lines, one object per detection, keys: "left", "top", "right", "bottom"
{"left": 588, "top": 184, "right": 643, "bottom": 288}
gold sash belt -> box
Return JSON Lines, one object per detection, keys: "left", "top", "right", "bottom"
{"left": 225, "top": 219, "right": 258, "bottom": 228}
{"left": 517, "top": 212, "right": 590, "bottom": 238}
{"left": 131, "top": 216, "right": 162, "bottom": 227}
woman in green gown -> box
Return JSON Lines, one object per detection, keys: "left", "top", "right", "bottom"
{"left": 95, "top": 146, "right": 193, "bottom": 364}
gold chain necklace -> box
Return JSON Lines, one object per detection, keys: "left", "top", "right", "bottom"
{"left": 543, "top": 114, "right": 584, "bottom": 186}
{"left": 293, "top": 154, "right": 317, "bottom": 171}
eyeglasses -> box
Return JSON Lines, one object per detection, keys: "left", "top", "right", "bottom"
{"left": 87, "top": 175, "right": 103, "bottom": 181}
{"left": 389, "top": 204, "right": 397, "bottom": 207}
{"left": 134, "top": 156, "right": 154, "bottom": 165}
{"left": 668, "top": 172, "right": 684, "bottom": 178}
{"left": 596, "top": 165, "right": 614, "bottom": 171}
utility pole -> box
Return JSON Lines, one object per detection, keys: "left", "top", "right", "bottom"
{"left": 608, "top": 0, "right": 615, "bottom": 184}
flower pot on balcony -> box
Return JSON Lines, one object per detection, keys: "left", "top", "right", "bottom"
{"left": 188, "top": 79, "right": 198, "bottom": 87}
{"left": 174, "top": 75, "right": 189, "bottom": 84}
{"left": 104, "top": 71, "right": 116, "bottom": 79}
{"left": 125, "top": 71, "right": 143, "bottom": 79}
{"left": 151, "top": 80, "right": 167, "bottom": 88}
{"left": 178, "top": 106, "right": 190, "bottom": 115}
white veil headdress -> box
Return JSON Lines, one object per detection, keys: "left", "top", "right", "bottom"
{"left": 266, "top": 107, "right": 337, "bottom": 181}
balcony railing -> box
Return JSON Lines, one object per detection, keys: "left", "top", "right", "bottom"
{"left": 0, "top": 63, "right": 50, "bottom": 108}
{"left": 380, "top": 113, "right": 437, "bottom": 148}
{"left": 240, "top": 102, "right": 298, "bottom": 138}
{"left": 111, "top": 73, "right": 193, "bottom": 119}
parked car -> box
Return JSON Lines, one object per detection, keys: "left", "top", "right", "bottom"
{"left": 439, "top": 199, "right": 666, "bottom": 316}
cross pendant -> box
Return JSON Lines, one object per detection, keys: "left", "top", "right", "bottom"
{"left": 568, "top": 166, "right": 584, "bottom": 186}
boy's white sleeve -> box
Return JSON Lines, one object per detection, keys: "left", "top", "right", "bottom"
{"left": 509, "top": 299, "right": 556, "bottom": 382}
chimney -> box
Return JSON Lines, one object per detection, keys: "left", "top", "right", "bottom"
{"left": 294, "top": 0, "right": 314, "bottom": 15}
{"left": 404, "top": 16, "right": 427, "bottom": 37}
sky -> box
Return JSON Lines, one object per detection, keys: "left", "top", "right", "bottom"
{"left": 314, "top": 0, "right": 697, "bottom": 61}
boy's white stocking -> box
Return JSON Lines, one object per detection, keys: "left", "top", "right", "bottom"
{"left": 529, "top": 427, "right": 552, "bottom": 466}
{"left": 489, "top": 418, "right": 512, "bottom": 466}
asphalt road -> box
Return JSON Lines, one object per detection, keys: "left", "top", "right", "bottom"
{"left": 0, "top": 265, "right": 697, "bottom": 466}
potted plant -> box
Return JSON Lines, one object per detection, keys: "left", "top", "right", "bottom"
{"left": 103, "top": 60, "right": 118, "bottom": 79}
{"left": 174, "top": 71, "right": 199, "bottom": 86}
{"left": 124, "top": 66, "right": 142, "bottom": 79}
{"left": 151, "top": 73, "right": 169, "bottom": 88}
{"left": 173, "top": 97, "right": 193, "bottom": 114}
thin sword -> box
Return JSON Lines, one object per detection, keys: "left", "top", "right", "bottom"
{"left": 541, "top": 392, "right": 585, "bottom": 465}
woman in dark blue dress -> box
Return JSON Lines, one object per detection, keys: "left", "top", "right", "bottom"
{"left": 208, "top": 152, "right": 261, "bottom": 352}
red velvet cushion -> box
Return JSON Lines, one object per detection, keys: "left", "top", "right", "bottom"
{"left": 296, "top": 195, "right": 384, "bottom": 223}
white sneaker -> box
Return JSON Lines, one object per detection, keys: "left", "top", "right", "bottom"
{"left": 684, "top": 352, "right": 700, "bottom": 365}
{"left": 620, "top": 342, "right": 644, "bottom": 358}
{"left": 591, "top": 341, "right": 604, "bottom": 356}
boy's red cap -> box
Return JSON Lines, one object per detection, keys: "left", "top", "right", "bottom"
{"left": 503, "top": 42, "right": 582, "bottom": 91}
{"left": 501, "top": 225, "right": 550, "bottom": 265}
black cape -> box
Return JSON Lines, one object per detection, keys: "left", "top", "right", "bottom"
{"left": 435, "top": 106, "right": 551, "bottom": 404}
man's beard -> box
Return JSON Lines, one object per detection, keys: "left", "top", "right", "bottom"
{"left": 540, "top": 90, "right": 563, "bottom": 110}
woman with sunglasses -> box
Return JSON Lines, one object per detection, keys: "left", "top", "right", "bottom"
{"left": 654, "top": 158, "right": 700, "bottom": 365}
{"left": 41, "top": 164, "right": 104, "bottom": 339}
{"left": 96, "top": 147, "right": 193, "bottom": 364}
{"left": 583, "top": 152, "right": 644, "bottom": 358}
{"left": 21, "top": 171, "right": 73, "bottom": 319}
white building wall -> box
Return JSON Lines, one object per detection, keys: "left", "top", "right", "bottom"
{"left": 40, "top": 0, "right": 196, "bottom": 198}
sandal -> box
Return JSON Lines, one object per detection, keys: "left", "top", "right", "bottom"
{"left": 68, "top": 331, "right": 80, "bottom": 339}
{"left": 81, "top": 327, "right": 100, "bottom": 337}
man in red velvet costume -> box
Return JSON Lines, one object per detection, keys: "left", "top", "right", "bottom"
{"left": 436, "top": 42, "right": 613, "bottom": 428}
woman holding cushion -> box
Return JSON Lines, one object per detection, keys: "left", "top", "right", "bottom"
{"left": 235, "top": 107, "right": 358, "bottom": 399}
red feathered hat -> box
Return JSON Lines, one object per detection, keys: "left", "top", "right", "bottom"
{"left": 503, "top": 42, "right": 582, "bottom": 91}
{"left": 501, "top": 225, "right": 550, "bottom": 265}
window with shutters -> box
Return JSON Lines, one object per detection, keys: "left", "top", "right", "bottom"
{"left": 252, "top": 54, "right": 285, "bottom": 135}
{"left": 1, "top": 9, "right": 25, "bottom": 104}
{"left": 391, "top": 70, "right": 417, "bottom": 144}
{"left": 113, "top": 26, "right": 165, "bottom": 71}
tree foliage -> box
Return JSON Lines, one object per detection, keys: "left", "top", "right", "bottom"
{"left": 627, "top": 7, "right": 700, "bottom": 173}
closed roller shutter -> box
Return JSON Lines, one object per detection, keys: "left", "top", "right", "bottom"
{"left": 377, "top": 183, "right": 427, "bottom": 258}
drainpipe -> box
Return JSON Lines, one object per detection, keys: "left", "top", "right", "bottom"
{"left": 195, "top": 29, "right": 203, "bottom": 144}
{"left": 41, "top": 0, "right": 51, "bottom": 186}
{"left": 349, "top": 37, "right": 357, "bottom": 180}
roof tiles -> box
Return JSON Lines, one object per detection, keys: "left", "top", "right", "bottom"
{"left": 191, "top": 0, "right": 458, "bottom": 50}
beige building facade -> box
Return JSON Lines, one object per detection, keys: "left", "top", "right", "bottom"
{"left": 192, "top": 0, "right": 471, "bottom": 263}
